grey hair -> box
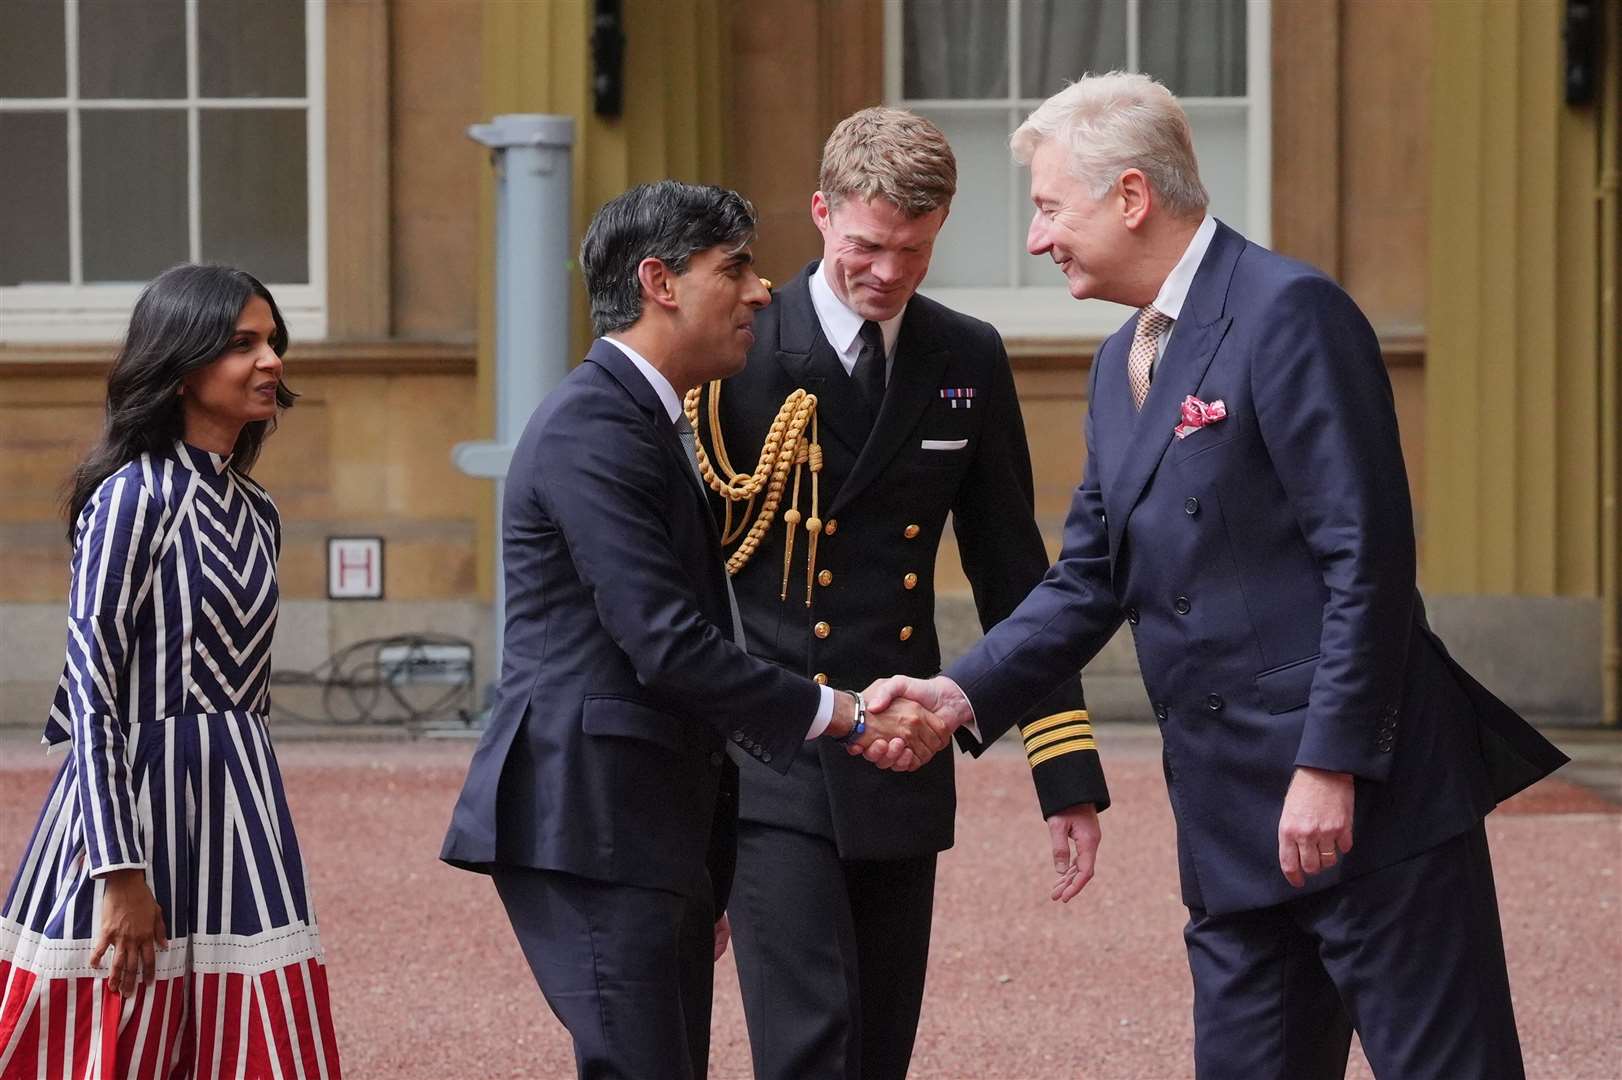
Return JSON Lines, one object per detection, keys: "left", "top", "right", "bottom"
{"left": 1011, "top": 71, "right": 1209, "bottom": 217}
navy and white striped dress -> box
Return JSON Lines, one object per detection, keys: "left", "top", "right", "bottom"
{"left": 0, "top": 441, "right": 341, "bottom": 1079}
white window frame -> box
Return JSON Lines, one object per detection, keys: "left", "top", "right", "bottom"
{"left": 884, "top": 0, "right": 1270, "bottom": 339}
{"left": 0, "top": 0, "right": 327, "bottom": 344}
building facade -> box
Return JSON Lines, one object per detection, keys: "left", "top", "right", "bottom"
{"left": 1, "top": 0, "right": 1616, "bottom": 726}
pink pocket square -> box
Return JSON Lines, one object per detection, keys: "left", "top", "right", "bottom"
{"left": 1174, "top": 395, "right": 1227, "bottom": 440}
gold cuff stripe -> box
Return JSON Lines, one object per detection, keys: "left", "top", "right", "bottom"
{"left": 1028, "top": 737, "right": 1098, "bottom": 769}
{"left": 1021, "top": 709, "right": 1091, "bottom": 740}
{"left": 1023, "top": 724, "right": 1094, "bottom": 754}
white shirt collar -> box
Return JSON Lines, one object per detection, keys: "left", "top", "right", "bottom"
{"left": 809, "top": 260, "right": 905, "bottom": 362}
{"left": 603, "top": 336, "right": 683, "bottom": 423}
{"left": 1150, "top": 214, "right": 1218, "bottom": 321}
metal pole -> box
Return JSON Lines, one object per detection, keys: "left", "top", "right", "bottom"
{"left": 455, "top": 115, "right": 576, "bottom": 706}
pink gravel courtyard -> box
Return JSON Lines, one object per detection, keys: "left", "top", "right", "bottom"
{"left": 3, "top": 725, "right": 1618, "bottom": 1079}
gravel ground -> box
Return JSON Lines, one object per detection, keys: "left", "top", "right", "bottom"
{"left": 2, "top": 726, "right": 1618, "bottom": 1079}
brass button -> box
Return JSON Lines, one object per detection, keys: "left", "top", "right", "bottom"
{"left": 903, "top": 572, "right": 919, "bottom": 590}
{"left": 903, "top": 524, "right": 920, "bottom": 539}
{"left": 899, "top": 625, "right": 914, "bottom": 641}
{"left": 814, "top": 621, "right": 831, "bottom": 639}
{"left": 814, "top": 672, "right": 828, "bottom": 685}
{"left": 818, "top": 569, "right": 833, "bottom": 587}
{"left": 824, "top": 519, "right": 838, "bottom": 536}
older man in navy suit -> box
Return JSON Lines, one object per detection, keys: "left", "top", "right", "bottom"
{"left": 872, "top": 74, "right": 1567, "bottom": 1079}
{"left": 442, "top": 181, "right": 948, "bottom": 1080}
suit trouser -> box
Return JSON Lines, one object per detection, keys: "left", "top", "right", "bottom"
{"left": 492, "top": 866, "right": 716, "bottom": 1080}
{"left": 1185, "top": 821, "right": 1523, "bottom": 1080}
{"left": 729, "top": 819, "right": 937, "bottom": 1080}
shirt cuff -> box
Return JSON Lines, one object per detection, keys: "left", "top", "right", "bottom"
{"left": 945, "top": 676, "right": 981, "bottom": 745}
{"left": 806, "top": 684, "right": 837, "bottom": 740}
{"left": 89, "top": 861, "right": 148, "bottom": 879}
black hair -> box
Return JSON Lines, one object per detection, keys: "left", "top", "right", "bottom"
{"left": 579, "top": 180, "right": 757, "bottom": 336}
{"left": 65, "top": 263, "right": 295, "bottom": 537}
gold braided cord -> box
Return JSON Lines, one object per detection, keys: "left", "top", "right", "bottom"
{"left": 683, "top": 382, "right": 823, "bottom": 600}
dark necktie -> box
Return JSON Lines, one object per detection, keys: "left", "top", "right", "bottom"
{"left": 851, "top": 320, "right": 887, "bottom": 423}
{"left": 675, "top": 416, "right": 747, "bottom": 648}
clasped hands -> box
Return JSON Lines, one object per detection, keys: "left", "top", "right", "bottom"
{"left": 833, "top": 674, "right": 976, "bottom": 773}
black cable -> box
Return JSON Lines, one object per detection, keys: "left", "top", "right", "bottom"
{"left": 269, "top": 633, "right": 476, "bottom": 728}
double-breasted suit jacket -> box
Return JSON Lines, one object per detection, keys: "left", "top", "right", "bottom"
{"left": 700, "top": 262, "right": 1110, "bottom": 861}
{"left": 948, "top": 222, "right": 1567, "bottom": 915}
{"left": 441, "top": 339, "right": 821, "bottom": 901}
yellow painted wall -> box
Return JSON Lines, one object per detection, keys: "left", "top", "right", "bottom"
{"left": 0, "top": 354, "right": 480, "bottom": 604}
{"left": 1426, "top": 0, "right": 1603, "bottom": 596}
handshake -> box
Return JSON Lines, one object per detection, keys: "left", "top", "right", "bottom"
{"left": 825, "top": 675, "right": 975, "bottom": 772}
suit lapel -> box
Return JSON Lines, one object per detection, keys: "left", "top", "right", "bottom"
{"left": 833, "top": 303, "right": 951, "bottom": 515}
{"left": 1102, "top": 222, "right": 1245, "bottom": 563}
{"left": 585, "top": 337, "right": 714, "bottom": 517}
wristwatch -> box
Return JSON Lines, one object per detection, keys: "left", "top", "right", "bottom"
{"left": 834, "top": 689, "right": 867, "bottom": 744}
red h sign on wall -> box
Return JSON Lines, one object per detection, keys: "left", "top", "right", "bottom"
{"left": 327, "top": 537, "right": 385, "bottom": 599}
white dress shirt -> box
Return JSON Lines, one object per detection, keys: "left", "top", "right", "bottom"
{"left": 604, "top": 335, "right": 837, "bottom": 739}
{"left": 1149, "top": 213, "right": 1218, "bottom": 376}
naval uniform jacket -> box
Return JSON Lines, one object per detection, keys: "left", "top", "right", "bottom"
{"left": 441, "top": 339, "right": 821, "bottom": 903}
{"left": 947, "top": 222, "right": 1568, "bottom": 915}
{"left": 699, "top": 261, "right": 1110, "bottom": 862}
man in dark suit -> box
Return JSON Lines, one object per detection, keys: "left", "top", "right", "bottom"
{"left": 440, "top": 181, "right": 949, "bottom": 1080}
{"left": 872, "top": 75, "right": 1568, "bottom": 1079}
{"left": 693, "top": 109, "right": 1110, "bottom": 1080}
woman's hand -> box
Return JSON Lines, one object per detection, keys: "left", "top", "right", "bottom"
{"left": 90, "top": 868, "right": 168, "bottom": 996}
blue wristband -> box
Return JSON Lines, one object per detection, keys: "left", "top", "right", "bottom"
{"left": 834, "top": 690, "right": 867, "bottom": 744}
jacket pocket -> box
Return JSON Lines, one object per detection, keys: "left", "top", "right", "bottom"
{"left": 1170, "top": 425, "right": 1242, "bottom": 465}
{"left": 1254, "top": 654, "right": 1320, "bottom": 715}
{"left": 581, "top": 695, "right": 685, "bottom": 752}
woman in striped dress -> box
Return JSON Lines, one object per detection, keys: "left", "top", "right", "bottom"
{"left": 0, "top": 265, "right": 342, "bottom": 1078}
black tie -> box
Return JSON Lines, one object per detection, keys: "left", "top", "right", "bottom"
{"left": 852, "top": 320, "right": 887, "bottom": 422}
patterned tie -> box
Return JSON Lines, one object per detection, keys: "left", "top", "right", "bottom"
{"left": 676, "top": 416, "right": 748, "bottom": 648}
{"left": 1128, "top": 305, "right": 1173, "bottom": 411}
{"left": 852, "top": 319, "right": 887, "bottom": 422}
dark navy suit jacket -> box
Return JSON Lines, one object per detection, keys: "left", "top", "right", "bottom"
{"left": 707, "top": 262, "right": 1109, "bottom": 862}
{"left": 949, "top": 222, "right": 1566, "bottom": 915}
{"left": 441, "top": 339, "right": 822, "bottom": 901}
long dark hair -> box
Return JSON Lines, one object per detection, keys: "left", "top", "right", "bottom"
{"left": 65, "top": 264, "right": 296, "bottom": 537}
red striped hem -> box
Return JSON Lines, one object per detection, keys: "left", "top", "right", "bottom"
{"left": 0, "top": 956, "right": 340, "bottom": 1079}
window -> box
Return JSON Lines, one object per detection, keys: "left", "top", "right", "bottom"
{"left": 0, "top": 0, "right": 326, "bottom": 343}
{"left": 886, "top": 0, "right": 1269, "bottom": 338}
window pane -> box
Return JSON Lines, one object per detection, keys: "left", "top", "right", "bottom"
{"left": 904, "top": 0, "right": 1007, "bottom": 99}
{"left": 1019, "top": 0, "right": 1126, "bottom": 98}
{"left": 0, "top": 112, "right": 69, "bottom": 286}
{"left": 1188, "top": 106, "right": 1248, "bottom": 233}
{"left": 79, "top": 0, "right": 185, "bottom": 99}
{"left": 200, "top": 109, "right": 308, "bottom": 283}
{"left": 198, "top": 0, "right": 306, "bottom": 98}
{"left": 917, "top": 109, "right": 1012, "bottom": 288}
{"left": 0, "top": 0, "right": 66, "bottom": 98}
{"left": 1139, "top": 0, "right": 1246, "bottom": 97}
{"left": 81, "top": 110, "right": 188, "bottom": 281}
